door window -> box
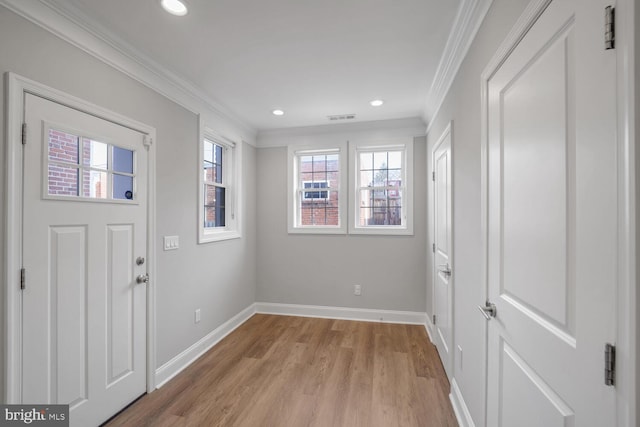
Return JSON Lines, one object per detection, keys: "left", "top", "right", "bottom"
{"left": 46, "top": 127, "right": 136, "bottom": 201}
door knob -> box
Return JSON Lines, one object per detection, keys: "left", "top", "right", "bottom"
{"left": 136, "top": 274, "right": 149, "bottom": 284}
{"left": 478, "top": 301, "right": 497, "bottom": 320}
{"left": 437, "top": 263, "right": 452, "bottom": 276}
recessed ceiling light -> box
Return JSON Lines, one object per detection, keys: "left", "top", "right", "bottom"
{"left": 272, "top": 109, "right": 285, "bottom": 116}
{"left": 370, "top": 99, "right": 384, "bottom": 107}
{"left": 161, "top": 0, "right": 188, "bottom": 16}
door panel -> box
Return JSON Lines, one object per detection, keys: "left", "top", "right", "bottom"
{"left": 22, "top": 93, "right": 148, "bottom": 427}
{"left": 502, "top": 26, "right": 574, "bottom": 330}
{"left": 50, "top": 226, "right": 88, "bottom": 407}
{"left": 432, "top": 125, "right": 453, "bottom": 379}
{"left": 107, "top": 224, "right": 135, "bottom": 385}
{"left": 500, "top": 342, "right": 574, "bottom": 427}
{"left": 49, "top": 227, "right": 87, "bottom": 405}
{"left": 485, "top": 0, "right": 617, "bottom": 425}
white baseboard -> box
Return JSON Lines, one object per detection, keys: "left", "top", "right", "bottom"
{"left": 450, "top": 378, "right": 476, "bottom": 427}
{"left": 424, "top": 319, "right": 435, "bottom": 343}
{"left": 154, "top": 303, "right": 256, "bottom": 388}
{"left": 255, "top": 302, "right": 427, "bottom": 324}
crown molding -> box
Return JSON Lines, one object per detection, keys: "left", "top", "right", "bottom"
{"left": 0, "top": 0, "right": 257, "bottom": 142}
{"left": 257, "top": 117, "right": 427, "bottom": 148}
{"left": 424, "top": 0, "right": 494, "bottom": 127}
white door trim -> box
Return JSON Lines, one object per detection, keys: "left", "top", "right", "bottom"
{"left": 3, "top": 72, "right": 158, "bottom": 402}
{"left": 614, "top": 0, "right": 637, "bottom": 424}
{"left": 431, "top": 120, "right": 454, "bottom": 379}
{"left": 479, "top": 0, "right": 636, "bottom": 425}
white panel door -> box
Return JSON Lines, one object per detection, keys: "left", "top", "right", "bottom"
{"left": 485, "top": 0, "right": 617, "bottom": 426}
{"left": 21, "top": 93, "right": 148, "bottom": 427}
{"left": 432, "top": 125, "right": 453, "bottom": 379}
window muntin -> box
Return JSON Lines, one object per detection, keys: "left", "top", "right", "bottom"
{"left": 46, "top": 127, "right": 136, "bottom": 201}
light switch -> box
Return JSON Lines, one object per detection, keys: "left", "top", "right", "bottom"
{"left": 163, "top": 235, "right": 179, "bottom": 251}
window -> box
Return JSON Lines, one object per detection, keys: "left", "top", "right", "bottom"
{"left": 198, "top": 128, "right": 241, "bottom": 243}
{"left": 302, "top": 181, "right": 329, "bottom": 200}
{"left": 203, "top": 140, "right": 225, "bottom": 228}
{"left": 46, "top": 126, "right": 136, "bottom": 202}
{"left": 288, "top": 144, "right": 347, "bottom": 234}
{"left": 349, "top": 140, "right": 413, "bottom": 235}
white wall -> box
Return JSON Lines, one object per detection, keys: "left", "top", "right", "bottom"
{"left": 425, "top": 0, "right": 529, "bottom": 424}
{"left": 0, "top": 5, "right": 257, "bottom": 392}
{"left": 256, "top": 119, "right": 428, "bottom": 312}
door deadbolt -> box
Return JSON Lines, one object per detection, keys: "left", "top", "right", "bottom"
{"left": 136, "top": 257, "right": 145, "bottom": 265}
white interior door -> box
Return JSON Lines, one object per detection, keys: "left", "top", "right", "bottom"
{"left": 21, "top": 93, "right": 148, "bottom": 427}
{"left": 484, "top": 0, "right": 617, "bottom": 426}
{"left": 432, "top": 125, "right": 453, "bottom": 379}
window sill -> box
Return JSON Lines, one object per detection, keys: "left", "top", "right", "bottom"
{"left": 348, "top": 226, "right": 413, "bottom": 236}
{"left": 288, "top": 226, "right": 347, "bottom": 235}
{"left": 198, "top": 229, "right": 241, "bottom": 244}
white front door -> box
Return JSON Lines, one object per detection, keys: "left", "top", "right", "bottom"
{"left": 21, "top": 93, "right": 148, "bottom": 426}
{"left": 484, "top": 0, "right": 617, "bottom": 426}
{"left": 432, "top": 124, "right": 453, "bottom": 379}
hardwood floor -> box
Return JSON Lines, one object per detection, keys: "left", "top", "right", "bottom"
{"left": 104, "top": 314, "right": 457, "bottom": 427}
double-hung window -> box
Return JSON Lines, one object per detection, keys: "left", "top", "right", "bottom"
{"left": 199, "top": 130, "right": 241, "bottom": 243}
{"left": 288, "top": 144, "right": 347, "bottom": 234}
{"left": 349, "top": 140, "right": 413, "bottom": 235}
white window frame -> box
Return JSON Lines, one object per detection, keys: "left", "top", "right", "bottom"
{"left": 287, "top": 142, "right": 347, "bottom": 234}
{"left": 348, "top": 138, "right": 414, "bottom": 235}
{"left": 198, "top": 124, "right": 242, "bottom": 243}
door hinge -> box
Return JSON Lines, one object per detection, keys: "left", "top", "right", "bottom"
{"left": 20, "top": 268, "right": 25, "bottom": 290}
{"left": 605, "top": 6, "right": 615, "bottom": 50}
{"left": 604, "top": 343, "right": 615, "bottom": 386}
{"left": 21, "top": 123, "right": 27, "bottom": 145}
{"left": 143, "top": 135, "right": 153, "bottom": 147}
{"left": 432, "top": 171, "right": 435, "bottom": 181}
{"left": 432, "top": 314, "right": 436, "bottom": 325}
{"left": 432, "top": 243, "right": 435, "bottom": 253}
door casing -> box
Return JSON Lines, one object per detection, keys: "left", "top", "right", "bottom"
{"left": 3, "top": 72, "right": 158, "bottom": 402}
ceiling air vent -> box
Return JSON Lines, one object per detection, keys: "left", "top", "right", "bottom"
{"left": 327, "top": 114, "right": 356, "bottom": 121}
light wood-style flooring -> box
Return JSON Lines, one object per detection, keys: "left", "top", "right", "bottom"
{"left": 104, "top": 314, "right": 457, "bottom": 427}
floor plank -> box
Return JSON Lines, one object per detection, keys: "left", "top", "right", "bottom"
{"left": 104, "top": 314, "right": 457, "bottom": 427}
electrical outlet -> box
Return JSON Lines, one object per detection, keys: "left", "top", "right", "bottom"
{"left": 195, "top": 309, "right": 201, "bottom": 324}
{"left": 354, "top": 284, "right": 362, "bottom": 296}
{"left": 457, "top": 345, "right": 463, "bottom": 370}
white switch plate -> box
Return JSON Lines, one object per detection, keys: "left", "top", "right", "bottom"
{"left": 354, "top": 284, "right": 362, "bottom": 296}
{"left": 195, "top": 309, "right": 201, "bottom": 324}
{"left": 163, "top": 235, "right": 179, "bottom": 251}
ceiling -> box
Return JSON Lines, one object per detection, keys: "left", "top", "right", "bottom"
{"left": 44, "top": 0, "right": 461, "bottom": 131}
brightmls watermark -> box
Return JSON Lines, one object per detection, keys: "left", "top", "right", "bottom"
{"left": 1, "top": 405, "right": 68, "bottom": 426}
